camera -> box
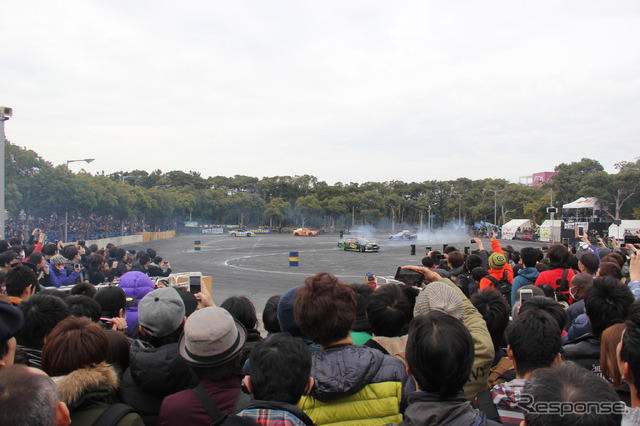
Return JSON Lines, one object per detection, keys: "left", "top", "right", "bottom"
{"left": 624, "top": 235, "right": 640, "bottom": 245}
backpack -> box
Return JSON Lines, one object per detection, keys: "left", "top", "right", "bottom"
{"left": 455, "top": 274, "right": 473, "bottom": 298}
{"left": 486, "top": 270, "right": 511, "bottom": 307}
{"left": 555, "top": 269, "right": 570, "bottom": 302}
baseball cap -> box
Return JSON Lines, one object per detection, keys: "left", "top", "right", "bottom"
{"left": 0, "top": 301, "right": 24, "bottom": 345}
{"left": 138, "top": 287, "right": 185, "bottom": 337}
{"left": 94, "top": 286, "right": 136, "bottom": 314}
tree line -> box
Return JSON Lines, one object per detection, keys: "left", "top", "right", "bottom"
{"left": 5, "top": 141, "right": 640, "bottom": 234}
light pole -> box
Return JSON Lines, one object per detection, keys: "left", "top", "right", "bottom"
{"left": 0, "top": 106, "right": 12, "bottom": 239}
{"left": 64, "top": 158, "right": 95, "bottom": 242}
{"left": 484, "top": 189, "right": 503, "bottom": 226}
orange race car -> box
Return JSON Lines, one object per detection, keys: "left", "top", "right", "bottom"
{"left": 292, "top": 228, "right": 319, "bottom": 236}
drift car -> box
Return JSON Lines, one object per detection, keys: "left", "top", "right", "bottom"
{"left": 338, "top": 237, "right": 380, "bottom": 252}
{"left": 389, "top": 230, "right": 417, "bottom": 240}
{"left": 292, "top": 228, "right": 319, "bottom": 236}
{"left": 229, "top": 229, "right": 254, "bottom": 237}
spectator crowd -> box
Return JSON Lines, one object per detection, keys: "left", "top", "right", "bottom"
{"left": 1, "top": 229, "right": 640, "bottom": 425}
{"left": 5, "top": 216, "right": 175, "bottom": 244}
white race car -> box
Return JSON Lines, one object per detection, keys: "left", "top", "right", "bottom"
{"left": 389, "top": 230, "right": 417, "bottom": 240}
{"left": 229, "top": 229, "right": 254, "bottom": 237}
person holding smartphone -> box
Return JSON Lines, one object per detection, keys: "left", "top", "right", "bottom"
{"left": 510, "top": 247, "right": 542, "bottom": 307}
{"left": 147, "top": 256, "right": 172, "bottom": 277}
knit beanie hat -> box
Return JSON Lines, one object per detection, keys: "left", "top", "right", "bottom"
{"left": 488, "top": 253, "right": 506, "bottom": 270}
{"left": 277, "top": 286, "right": 302, "bottom": 337}
{"left": 50, "top": 254, "right": 67, "bottom": 265}
{"left": 413, "top": 282, "right": 465, "bottom": 321}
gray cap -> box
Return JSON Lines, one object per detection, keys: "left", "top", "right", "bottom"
{"left": 179, "top": 307, "right": 247, "bottom": 366}
{"left": 138, "top": 287, "right": 185, "bottom": 338}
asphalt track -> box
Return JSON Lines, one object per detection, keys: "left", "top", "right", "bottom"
{"left": 126, "top": 232, "right": 549, "bottom": 313}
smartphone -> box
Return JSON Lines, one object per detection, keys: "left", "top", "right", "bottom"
{"left": 577, "top": 226, "right": 585, "bottom": 237}
{"left": 464, "top": 246, "right": 471, "bottom": 255}
{"left": 394, "top": 267, "right": 424, "bottom": 286}
{"left": 425, "top": 246, "right": 432, "bottom": 254}
{"left": 442, "top": 244, "right": 448, "bottom": 252}
{"left": 189, "top": 275, "right": 202, "bottom": 293}
{"left": 99, "top": 318, "right": 113, "bottom": 329}
{"left": 519, "top": 289, "right": 534, "bottom": 304}
{"left": 469, "top": 239, "right": 475, "bottom": 244}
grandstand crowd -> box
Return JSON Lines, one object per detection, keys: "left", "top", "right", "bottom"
{"left": 1, "top": 229, "right": 639, "bottom": 425}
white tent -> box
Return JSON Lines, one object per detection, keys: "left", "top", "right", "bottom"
{"left": 540, "top": 220, "right": 562, "bottom": 242}
{"left": 608, "top": 220, "right": 640, "bottom": 239}
{"left": 562, "top": 197, "right": 600, "bottom": 209}
{"left": 501, "top": 219, "right": 532, "bottom": 240}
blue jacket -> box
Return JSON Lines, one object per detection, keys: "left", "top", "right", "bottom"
{"left": 511, "top": 267, "right": 539, "bottom": 307}
{"left": 49, "top": 266, "right": 81, "bottom": 287}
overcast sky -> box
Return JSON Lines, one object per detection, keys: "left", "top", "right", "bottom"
{"left": 2, "top": 1, "right": 639, "bottom": 185}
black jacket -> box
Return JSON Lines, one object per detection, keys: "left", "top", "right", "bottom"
{"left": 562, "top": 333, "right": 601, "bottom": 373}
{"left": 119, "top": 340, "right": 197, "bottom": 426}
{"left": 394, "top": 391, "right": 500, "bottom": 426}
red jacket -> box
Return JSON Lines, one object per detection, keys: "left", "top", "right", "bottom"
{"left": 158, "top": 376, "right": 242, "bottom": 426}
{"left": 534, "top": 268, "right": 576, "bottom": 295}
{"left": 479, "top": 240, "right": 514, "bottom": 291}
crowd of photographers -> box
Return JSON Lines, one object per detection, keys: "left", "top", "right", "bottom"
{"left": 1, "top": 229, "right": 640, "bottom": 425}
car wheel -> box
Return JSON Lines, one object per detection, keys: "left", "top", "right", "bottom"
{"left": 231, "top": 233, "right": 236, "bottom": 237}
{"left": 246, "top": 233, "right": 251, "bottom": 237}
{"left": 340, "top": 245, "right": 346, "bottom": 250}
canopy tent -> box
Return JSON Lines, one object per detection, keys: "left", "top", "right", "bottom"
{"left": 608, "top": 220, "right": 640, "bottom": 239}
{"left": 539, "top": 219, "right": 562, "bottom": 242}
{"left": 562, "top": 197, "right": 600, "bottom": 209}
{"left": 501, "top": 219, "right": 532, "bottom": 240}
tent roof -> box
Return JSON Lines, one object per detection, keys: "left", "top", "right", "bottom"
{"left": 563, "top": 197, "right": 600, "bottom": 209}
{"left": 540, "top": 220, "right": 562, "bottom": 227}
{"left": 502, "top": 219, "right": 531, "bottom": 227}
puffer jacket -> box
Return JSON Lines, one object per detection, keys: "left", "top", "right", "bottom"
{"left": 297, "top": 344, "right": 407, "bottom": 426}
{"left": 119, "top": 340, "right": 197, "bottom": 426}
{"left": 117, "top": 271, "right": 155, "bottom": 336}
{"left": 53, "top": 362, "right": 143, "bottom": 426}
{"left": 562, "top": 333, "right": 601, "bottom": 374}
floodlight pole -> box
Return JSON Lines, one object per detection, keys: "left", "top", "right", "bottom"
{"left": 0, "top": 107, "right": 12, "bottom": 239}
